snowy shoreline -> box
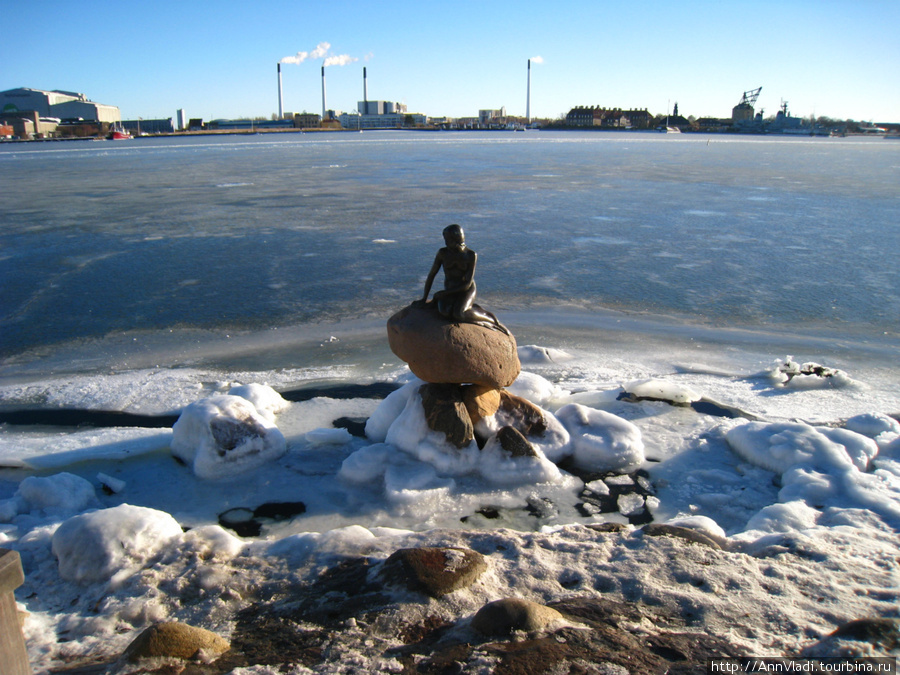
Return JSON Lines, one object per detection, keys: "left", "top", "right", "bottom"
{"left": 1, "top": 318, "right": 899, "bottom": 672}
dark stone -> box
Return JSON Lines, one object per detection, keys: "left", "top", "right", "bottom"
{"left": 379, "top": 547, "right": 487, "bottom": 599}
{"left": 525, "top": 496, "right": 558, "bottom": 520}
{"left": 420, "top": 383, "right": 474, "bottom": 448}
{"left": 496, "top": 425, "right": 538, "bottom": 457}
{"left": 332, "top": 416, "right": 368, "bottom": 437}
{"left": 209, "top": 414, "right": 267, "bottom": 453}
{"left": 252, "top": 502, "right": 306, "bottom": 521}
{"left": 218, "top": 508, "right": 261, "bottom": 538}
{"left": 219, "top": 502, "right": 307, "bottom": 537}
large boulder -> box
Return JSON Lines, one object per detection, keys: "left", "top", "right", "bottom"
{"left": 387, "top": 303, "right": 520, "bottom": 388}
{"left": 124, "top": 621, "right": 230, "bottom": 662}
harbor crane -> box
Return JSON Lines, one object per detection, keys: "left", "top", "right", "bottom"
{"left": 738, "top": 87, "right": 762, "bottom": 108}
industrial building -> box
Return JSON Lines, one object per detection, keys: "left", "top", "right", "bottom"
{"left": 0, "top": 88, "right": 120, "bottom": 123}
{"left": 338, "top": 100, "right": 427, "bottom": 129}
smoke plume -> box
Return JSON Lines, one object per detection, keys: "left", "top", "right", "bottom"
{"left": 324, "top": 54, "right": 358, "bottom": 67}
{"left": 281, "top": 42, "right": 357, "bottom": 66}
{"left": 531, "top": 56, "right": 544, "bottom": 64}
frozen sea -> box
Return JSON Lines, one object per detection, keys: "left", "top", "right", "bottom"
{"left": 0, "top": 131, "right": 899, "bottom": 673}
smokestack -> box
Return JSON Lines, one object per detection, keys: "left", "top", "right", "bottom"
{"left": 526, "top": 59, "right": 531, "bottom": 124}
{"left": 277, "top": 63, "right": 284, "bottom": 119}
{"left": 321, "top": 66, "right": 327, "bottom": 119}
{"left": 363, "top": 67, "right": 368, "bottom": 113}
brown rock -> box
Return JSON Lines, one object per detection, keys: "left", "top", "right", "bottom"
{"left": 462, "top": 385, "right": 502, "bottom": 426}
{"left": 420, "top": 383, "right": 474, "bottom": 448}
{"left": 124, "top": 621, "right": 230, "bottom": 662}
{"left": 379, "top": 547, "right": 487, "bottom": 598}
{"left": 387, "top": 303, "right": 520, "bottom": 388}
{"left": 471, "top": 598, "right": 565, "bottom": 636}
{"left": 497, "top": 391, "right": 547, "bottom": 436}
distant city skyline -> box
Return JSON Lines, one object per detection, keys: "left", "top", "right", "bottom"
{"left": 3, "top": 0, "right": 898, "bottom": 123}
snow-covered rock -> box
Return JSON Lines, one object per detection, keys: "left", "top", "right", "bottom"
{"left": 365, "top": 380, "right": 422, "bottom": 443}
{"left": 623, "top": 378, "right": 701, "bottom": 404}
{"left": 844, "top": 413, "right": 900, "bottom": 450}
{"left": 171, "top": 395, "right": 286, "bottom": 480}
{"left": 51, "top": 504, "right": 183, "bottom": 584}
{"left": 726, "top": 421, "right": 876, "bottom": 474}
{"left": 517, "top": 344, "right": 574, "bottom": 365}
{"left": 228, "top": 383, "right": 290, "bottom": 422}
{"left": 506, "top": 371, "right": 567, "bottom": 408}
{"left": 554, "top": 403, "right": 645, "bottom": 473}
{"left": 15, "top": 473, "right": 97, "bottom": 518}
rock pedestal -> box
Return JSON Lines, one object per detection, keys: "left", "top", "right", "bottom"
{"left": 387, "top": 303, "right": 520, "bottom": 389}
{"left": 387, "top": 302, "right": 540, "bottom": 450}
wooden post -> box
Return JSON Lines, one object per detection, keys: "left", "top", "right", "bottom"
{"left": 0, "top": 549, "right": 32, "bottom": 675}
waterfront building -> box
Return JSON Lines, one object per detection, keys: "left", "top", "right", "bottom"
{"left": 565, "top": 106, "right": 652, "bottom": 129}
{"left": 479, "top": 108, "right": 507, "bottom": 125}
{"left": 0, "top": 87, "right": 120, "bottom": 123}
{"left": 338, "top": 110, "right": 426, "bottom": 129}
{"left": 359, "top": 100, "right": 407, "bottom": 116}
{"left": 338, "top": 100, "right": 424, "bottom": 129}
{"left": 122, "top": 118, "right": 175, "bottom": 135}
{"left": 0, "top": 110, "right": 60, "bottom": 138}
{"left": 293, "top": 112, "right": 321, "bottom": 129}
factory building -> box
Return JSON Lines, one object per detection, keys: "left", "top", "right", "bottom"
{"left": 0, "top": 88, "right": 120, "bottom": 123}
{"left": 339, "top": 100, "right": 425, "bottom": 129}
{"left": 359, "top": 100, "right": 406, "bottom": 116}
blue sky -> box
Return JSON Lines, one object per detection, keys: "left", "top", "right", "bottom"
{"left": 3, "top": 0, "right": 898, "bottom": 123}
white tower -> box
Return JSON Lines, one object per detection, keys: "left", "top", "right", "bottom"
{"left": 526, "top": 59, "right": 531, "bottom": 124}
{"left": 277, "top": 63, "right": 284, "bottom": 119}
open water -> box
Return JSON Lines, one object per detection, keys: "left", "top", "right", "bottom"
{"left": 1, "top": 131, "right": 898, "bottom": 378}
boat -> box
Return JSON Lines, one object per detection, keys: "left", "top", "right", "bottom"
{"left": 107, "top": 123, "right": 132, "bottom": 140}
{"left": 659, "top": 102, "right": 682, "bottom": 133}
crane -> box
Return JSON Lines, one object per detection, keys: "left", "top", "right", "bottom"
{"left": 738, "top": 87, "right": 762, "bottom": 108}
